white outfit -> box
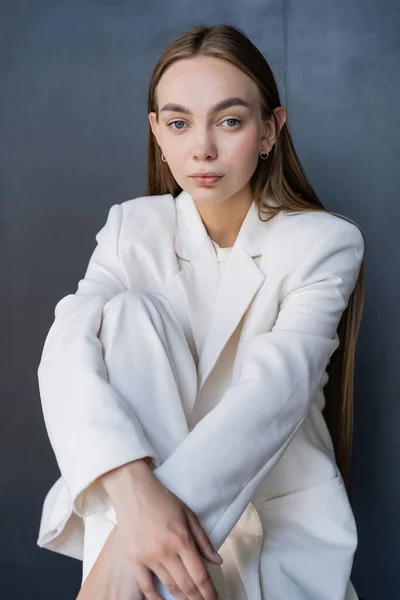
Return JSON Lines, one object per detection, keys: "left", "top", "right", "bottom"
{"left": 210, "top": 239, "right": 234, "bottom": 269}
{"left": 36, "top": 189, "right": 364, "bottom": 599}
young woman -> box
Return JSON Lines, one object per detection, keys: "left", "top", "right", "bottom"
{"left": 37, "top": 24, "right": 365, "bottom": 600}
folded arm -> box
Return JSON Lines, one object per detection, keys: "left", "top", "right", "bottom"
{"left": 39, "top": 204, "right": 363, "bottom": 553}
{"left": 38, "top": 203, "right": 160, "bottom": 517}
{"left": 151, "top": 220, "right": 364, "bottom": 550}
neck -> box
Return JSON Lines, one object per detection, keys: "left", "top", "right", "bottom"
{"left": 194, "top": 187, "right": 253, "bottom": 248}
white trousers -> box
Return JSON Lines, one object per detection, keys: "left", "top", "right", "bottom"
{"left": 82, "top": 290, "right": 197, "bottom": 599}
{"left": 81, "top": 290, "right": 359, "bottom": 600}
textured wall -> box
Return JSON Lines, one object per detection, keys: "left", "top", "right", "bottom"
{"left": 1, "top": 1, "right": 398, "bottom": 598}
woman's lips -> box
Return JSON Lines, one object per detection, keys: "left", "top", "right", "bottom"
{"left": 191, "top": 175, "right": 224, "bottom": 185}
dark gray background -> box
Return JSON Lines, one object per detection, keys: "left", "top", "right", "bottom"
{"left": 1, "top": 1, "right": 398, "bottom": 598}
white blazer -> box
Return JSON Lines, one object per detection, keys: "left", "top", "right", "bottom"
{"left": 37, "top": 189, "right": 364, "bottom": 599}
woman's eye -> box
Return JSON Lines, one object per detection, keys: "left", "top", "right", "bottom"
{"left": 221, "top": 118, "right": 241, "bottom": 127}
{"left": 167, "top": 118, "right": 241, "bottom": 131}
{"left": 168, "top": 120, "right": 187, "bottom": 130}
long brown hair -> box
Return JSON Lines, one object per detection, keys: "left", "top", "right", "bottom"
{"left": 145, "top": 23, "right": 365, "bottom": 492}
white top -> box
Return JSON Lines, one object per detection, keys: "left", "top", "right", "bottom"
{"left": 186, "top": 238, "right": 244, "bottom": 429}
{"left": 211, "top": 239, "right": 233, "bottom": 273}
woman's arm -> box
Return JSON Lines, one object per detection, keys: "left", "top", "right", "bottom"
{"left": 76, "top": 524, "right": 143, "bottom": 600}
{"left": 148, "top": 220, "right": 365, "bottom": 551}
{"left": 38, "top": 203, "right": 159, "bottom": 518}
{"left": 77, "top": 459, "right": 222, "bottom": 600}
{"left": 39, "top": 204, "right": 222, "bottom": 599}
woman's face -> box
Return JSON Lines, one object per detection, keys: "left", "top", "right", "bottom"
{"left": 149, "top": 55, "right": 283, "bottom": 206}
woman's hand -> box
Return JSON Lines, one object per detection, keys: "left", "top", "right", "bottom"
{"left": 98, "top": 459, "right": 223, "bottom": 600}
{"left": 76, "top": 524, "right": 143, "bottom": 600}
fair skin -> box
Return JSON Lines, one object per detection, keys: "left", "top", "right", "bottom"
{"left": 77, "top": 55, "right": 286, "bottom": 600}
{"left": 149, "top": 55, "right": 286, "bottom": 247}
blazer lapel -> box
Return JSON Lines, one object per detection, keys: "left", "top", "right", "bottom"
{"left": 197, "top": 242, "right": 265, "bottom": 392}
{"left": 174, "top": 190, "right": 221, "bottom": 362}
{"left": 174, "top": 189, "right": 275, "bottom": 396}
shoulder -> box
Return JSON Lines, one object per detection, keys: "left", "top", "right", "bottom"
{"left": 280, "top": 209, "right": 363, "bottom": 243}
{"left": 98, "top": 193, "right": 176, "bottom": 242}
{"left": 262, "top": 209, "right": 364, "bottom": 273}
{"left": 95, "top": 193, "right": 176, "bottom": 249}
{"left": 274, "top": 209, "right": 363, "bottom": 250}
{"left": 120, "top": 193, "right": 176, "bottom": 228}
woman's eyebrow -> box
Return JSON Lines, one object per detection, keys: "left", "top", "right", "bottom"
{"left": 160, "top": 97, "right": 251, "bottom": 115}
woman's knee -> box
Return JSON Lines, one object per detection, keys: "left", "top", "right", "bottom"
{"left": 101, "top": 290, "right": 179, "bottom": 335}
{"left": 102, "top": 289, "right": 165, "bottom": 316}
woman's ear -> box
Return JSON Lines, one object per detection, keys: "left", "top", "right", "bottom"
{"left": 260, "top": 107, "right": 287, "bottom": 151}
{"left": 148, "top": 111, "right": 161, "bottom": 146}
{"left": 273, "top": 106, "right": 287, "bottom": 137}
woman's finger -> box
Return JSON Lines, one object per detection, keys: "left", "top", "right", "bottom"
{"left": 158, "top": 556, "right": 206, "bottom": 600}
{"left": 184, "top": 510, "right": 222, "bottom": 565}
{"left": 178, "top": 548, "right": 219, "bottom": 600}
{"left": 133, "top": 564, "right": 164, "bottom": 600}
{"left": 149, "top": 563, "right": 188, "bottom": 600}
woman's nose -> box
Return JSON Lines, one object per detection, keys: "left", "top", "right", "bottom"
{"left": 192, "top": 129, "right": 217, "bottom": 160}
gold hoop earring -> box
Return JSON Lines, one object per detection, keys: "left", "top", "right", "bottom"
{"left": 161, "top": 153, "right": 167, "bottom": 162}
{"left": 259, "top": 150, "right": 269, "bottom": 160}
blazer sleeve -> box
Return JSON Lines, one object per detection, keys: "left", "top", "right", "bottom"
{"left": 151, "top": 219, "right": 364, "bottom": 551}
{"left": 38, "top": 203, "right": 159, "bottom": 518}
